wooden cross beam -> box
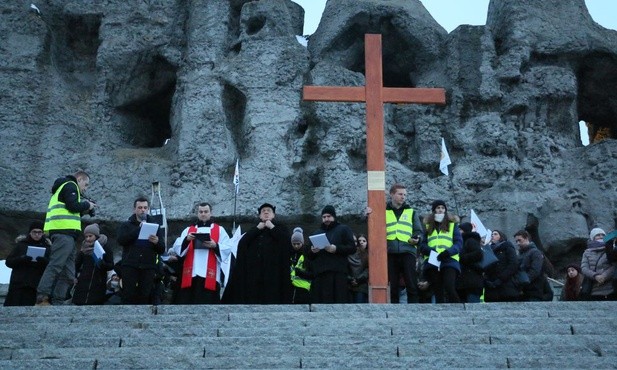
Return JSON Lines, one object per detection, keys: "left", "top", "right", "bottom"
{"left": 303, "top": 34, "right": 446, "bottom": 303}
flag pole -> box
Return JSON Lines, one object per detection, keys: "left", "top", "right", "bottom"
{"left": 447, "top": 175, "right": 462, "bottom": 219}
{"left": 232, "top": 159, "right": 239, "bottom": 232}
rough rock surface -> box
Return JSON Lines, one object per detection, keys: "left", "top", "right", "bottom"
{"left": 0, "top": 0, "right": 616, "bottom": 266}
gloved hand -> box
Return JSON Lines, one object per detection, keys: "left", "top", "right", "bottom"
{"left": 22, "top": 255, "right": 33, "bottom": 262}
{"left": 437, "top": 251, "right": 450, "bottom": 262}
{"left": 35, "top": 256, "right": 48, "bottom": 264}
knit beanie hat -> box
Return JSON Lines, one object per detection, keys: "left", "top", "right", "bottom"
{"left": 589, "top": 227, "right": 606, "bottom": 241}
{"left": 431, "top": 200, "right": 447, "bottom": 213}
{"left": 84, "top": 223, "right": 100, "bottom": 237}
{"left": 321, "top": 205, "right": 336, "bottom": 217}
{"left": 291, "top": 227, "right": 304, "bottom": 244}
{"left": 566, "top": 263, "right": 581, "bottom": 273}
{"left": 459, "top": 222, "right": 473, "bottom": 234}
{"left": 29, "top": 220, "right": 44, "bottom": 231}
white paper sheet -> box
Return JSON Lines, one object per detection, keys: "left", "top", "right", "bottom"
{"left": 138, "top": 222, "right": 159, "bottom": 240}
{"left": 428, "top": 250, "right": 441, "bottom": 269}
{"left": 309, "top": 233, "right": 330, "bottom": 249}
{"left": 93, "top": 241, "right": 105, "bottom": 260}
{"left": 26, "top": 246, "right": 46, "bottom": 259}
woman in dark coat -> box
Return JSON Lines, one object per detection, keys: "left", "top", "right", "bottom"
{"left": 456, "top": 223, "right": 484, "bottom": 303}
{"left": 484, "top": 230, "right": 520, "bottom": 302}
{"left": 72, "top": 224, "right": 114, "bottom": 305}
{"left": 4, "top": 221, "right": 51, "bottom": 306}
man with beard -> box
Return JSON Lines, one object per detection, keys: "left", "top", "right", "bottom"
{"left": 173, "top": 202, "right": 232, "bottom": 304}
{"left": 307, "top": 205, "right": 356, "bottom": 303}
{"left": 230, "top": 203, "right": 291, "bottom": 304}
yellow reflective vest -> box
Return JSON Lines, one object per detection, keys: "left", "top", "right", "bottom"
{"left": 386, "top": 208, "right": 415, "bottom": 242}
{"left": 425, "top": 222, "right": 459, "bottom": 261}
{"left": 44, "top": 181, "right": 82, "bottom": 233}
{"left": 291, "top": 255, "right": 311, "bottom": 291}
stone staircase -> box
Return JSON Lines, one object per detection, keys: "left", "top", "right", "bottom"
{"left": 1, "top": 302, "right": 616, "bottom": 369}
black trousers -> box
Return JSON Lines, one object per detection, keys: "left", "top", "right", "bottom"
{"left": 122, "top": 266, "right": 156, "bottom": 305}
{"left": 388, "top": 253, "right": 419, "bottom": 303}
{"left": 311, "top": 271, "right": 348, "bottom": 303}
{"left": 175, "top": 276, "right": 220, "bottom": 304}
{"left": 425, "top": 267, "right": 460, "bottom": 303}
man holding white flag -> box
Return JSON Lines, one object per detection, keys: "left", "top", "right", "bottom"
{"left": 439, "top": 138, "right": 452, "bottom": 176}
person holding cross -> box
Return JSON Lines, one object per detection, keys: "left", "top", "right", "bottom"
{"left": 384, "top": 184, "right": 424, "bottom": 303}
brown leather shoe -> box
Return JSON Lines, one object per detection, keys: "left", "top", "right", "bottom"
{"left": 35, "top": 296, "right": 51, "bottom": 306}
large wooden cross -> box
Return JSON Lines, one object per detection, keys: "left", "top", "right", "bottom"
{"left": 303, "top": 34, "right": 446, "bottom": 303}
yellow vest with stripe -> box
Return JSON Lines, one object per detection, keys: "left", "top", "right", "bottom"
{"left": 386, "top": 208, "right": 415, "bottom": 242}
{"left": 44, "top": 181, "right": 82, "bottom": 233}
{"left": 291, "top": 255, "right": 311, "bottom": 290}
{"left": 425, "top": 222, "right": 459, "bottom": 261}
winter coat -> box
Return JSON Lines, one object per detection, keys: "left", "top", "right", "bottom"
{"left": 230, "top": 221, "right": 292, "bottom": 304}
{"left": 72, "top": 237, "right": 114, "bottom": 305}
{"left": 519, "top": 242, "right": 548, "bottom": 301}
{"left": 581, "top": 241, "right": 615, "bottom": 297}
{"left": 117, "top": 214, "right": 165, "bottom": 270}
{"left": 484, "top": 240, "right": 520, "bottom": 301}
{"left": 306, "top": 221, "right": 356, "bottom": 275}
{"left": 4, "top": 235, "right": 51, "bottom": 306}
{"left": 419, "top": 214, "right": 463, "bottom": 273}
{"left": 348, "top": 248, "right": 369, "bottom": 294}
{"left": 456, "top": 232, "right": 484, "bottom": 291}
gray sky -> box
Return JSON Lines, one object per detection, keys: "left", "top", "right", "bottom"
{"left": 291, "top": 0, "right": 617, "bottom": 34}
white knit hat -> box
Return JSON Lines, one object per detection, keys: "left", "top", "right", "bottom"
{"left": 589, "top": 228, "right": 606, "bottom": 241}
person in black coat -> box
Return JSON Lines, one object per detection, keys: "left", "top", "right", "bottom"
{"left": 306, "top": 205, "right": 356, "bottom": 303}
{"left": 4, "top": 221, "right": 51, "bottom": 306}
{"left": 230, "top": 203, "right": 292, "bottom": 304}
{"left": 117, "top": 196, "right": 165, "bottom": 304}
{"left": 484, "top": 230, "right": 520, "bottom": 302}
{"left": 72, "top": 224, "right": 114, "bottom": 305}
{"left": 456, "top": 223, "right": 484, "bottom": 303}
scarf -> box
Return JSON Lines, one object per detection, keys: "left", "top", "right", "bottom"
{"left": 181, "top": 223, "right": 220, "bottom": 291}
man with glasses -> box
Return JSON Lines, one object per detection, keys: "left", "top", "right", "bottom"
{"left": 5, "top": 221, "right": 51, "bottom": 306}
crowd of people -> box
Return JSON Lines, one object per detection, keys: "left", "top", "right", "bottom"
{"left": 4, "top": 172, "right": 617, "bottom": 306}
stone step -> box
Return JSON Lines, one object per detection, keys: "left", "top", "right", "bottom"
{"left": 4, "top": 342, "right": 613, "bottom": 361}
{"left": 1, "top": 302, "right": 616, "bottom": 369}
{"left": 2, "top": 354, "right": 616, "bottom": 369}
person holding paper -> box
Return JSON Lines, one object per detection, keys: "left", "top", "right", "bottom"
{"left": 229, "top": 203, "right": 291, "bottom": 304}
{"left": 307, "top": 205, "right": 356, "bottom": 303}
{"left": 36, "top": 171, "right": 96, "bottom": 306}
{"left": 72, "top": 223, "right": 114, "bottom": 305}
{"left": 419, "top": 200, "right": 463, "bottom": 303}
{"left": 5, "top": 221, "right": 51, "bottom": 306}
{"left": 117, "top": 196, "right": 165, "bottom": 304}
{"left": 173, "top": 202, "right": 232, "bottom": 304}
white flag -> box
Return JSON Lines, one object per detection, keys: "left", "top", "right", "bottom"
{"left": 233, "top": 159, "right": 239, "bottom": 194}
{"left": 439, "top": 138, "right": 452, "bottom": 176}
{"left": 470, "top": 209, "right": 489, "bottom": 240}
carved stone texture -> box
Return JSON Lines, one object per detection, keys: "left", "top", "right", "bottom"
{"left": 0, "top": 0, "right": 616, "bottom": 265}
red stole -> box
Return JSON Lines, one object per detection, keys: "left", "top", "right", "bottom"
{"left": 181, "top": 224, "right": 220, "bottom": 291}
